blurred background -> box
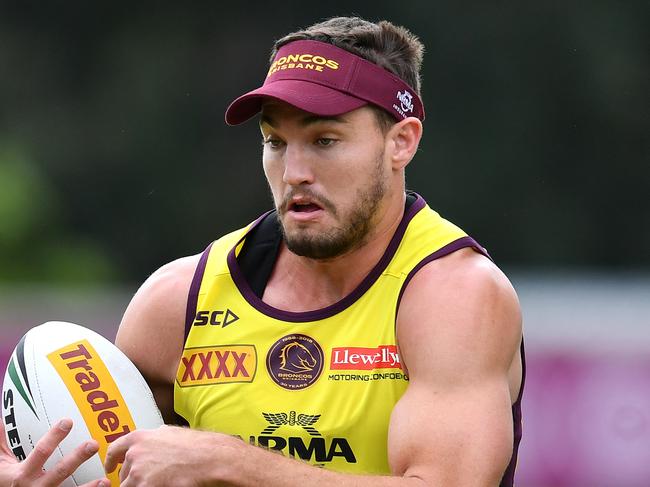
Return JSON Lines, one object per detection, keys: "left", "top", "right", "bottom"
{"left": 0, "top": 1, "right": 648, "bottom": 485}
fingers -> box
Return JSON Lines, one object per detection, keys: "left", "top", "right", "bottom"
{"left": 104, "top": 430, "right": 136, "bottom": 474}
{"left": 0, "top": 417, "right": 108, "bottom": 487}
{"left": 43, "top": 438, "right": 100, "bottom": 486}
{"left": 21, "top": 419, "right": 74, "bottom": 476}
{"left": 0, "top": 417, "right": 14, "bottom": 458}
{"left": 79, "top": 478, "right": 110, "bottom": 487}
{"left": 119, "top": 457, "right": 132, "bottom": 483}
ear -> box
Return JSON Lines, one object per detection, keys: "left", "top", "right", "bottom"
{"left": 386, "top": 117, "right": 423, "bottom": 170}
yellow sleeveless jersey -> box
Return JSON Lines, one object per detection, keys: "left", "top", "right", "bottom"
{"left": 174, "top": 194, "right": 507, "bottom": 475}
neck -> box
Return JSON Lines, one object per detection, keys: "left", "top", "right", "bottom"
{"left": 263, "top": 191, "right": 407, "bottom": 312}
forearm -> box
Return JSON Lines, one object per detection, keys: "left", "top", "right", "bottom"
{"left": 105, "top": 426, "right": 426, "bottom": 486}
{"left": 212, "top": 437, "right": 426, "bottom": 487}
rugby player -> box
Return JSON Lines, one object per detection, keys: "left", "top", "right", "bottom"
{"left": 0, "top": 16, "right": 524, "bottom": 487}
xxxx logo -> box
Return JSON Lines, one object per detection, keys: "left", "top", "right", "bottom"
{"left": 176, "top": 345, "right": 256, "bottom": 387}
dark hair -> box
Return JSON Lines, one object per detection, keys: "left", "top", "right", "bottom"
{"left": 271, "top": 17, "right": 425, "bottom": 131}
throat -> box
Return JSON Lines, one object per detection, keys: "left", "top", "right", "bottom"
{"left": 262, "top": 272, "right": 349, "bottom": 312}
{"left": 261, "top": 244, "right": 374, "bottom": 313}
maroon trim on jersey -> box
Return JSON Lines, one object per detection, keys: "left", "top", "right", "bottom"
{"left": 395, "top": 236, "right": 490, "bottom": 317}
{"left": 394, "top": 235, "right": 491, "bottom": 326}
{"left": 515, "top": 340, "right": 526, "bottom": 404}
{"left": 226, "top": 194, "right": 427, "bottom": 323}
{"left": 183, "top": 210, "right": 275, "bottom": 341}
{"left": 183, "top": 241, "right": 214, "bottom": 341}
{"left": 172, "top": 411, "right": 190, "bottom": 427}
{"left": 500, "top": 340, "right": 525, "bottom": 487}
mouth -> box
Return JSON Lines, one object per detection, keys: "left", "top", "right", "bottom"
{"left": 283, "top": 196, "right": 326, "bottom": 221}
{"left": 289, "top": 202, "right": 322, "bottom": 213}
{"left": 287, "top": 198, "right": 324, "bottom": 214}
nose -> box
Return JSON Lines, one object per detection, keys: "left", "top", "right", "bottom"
{"left": 283, "top": 144, "right": 314, "bottom": 186}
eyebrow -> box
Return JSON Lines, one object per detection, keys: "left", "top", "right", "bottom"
{"left": 260, "top": 113, "right": 348, "bottom": 129}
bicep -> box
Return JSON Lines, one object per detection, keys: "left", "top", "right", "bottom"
{"left": 116, "top": 304, "right": 178, "bottom": 424}
{"left": 115, "top": 256, "right": 198, "bottom": 423}
{"left": 389, "top": 250, "right": 522, "bottom": 485}
{"left": 388, "top": 376, "right": 513, "bottom": 485}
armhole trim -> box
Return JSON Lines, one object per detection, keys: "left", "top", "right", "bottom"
{"left": 394, "top": 236, "right": 489, "bottom": 371}
{"left": 172, "top": 411, "right": 190, "bottom": 427}
{"left": 183, "top": 242, "right": 214, "bottom": 342}
{"left": 516, "top": 340, "right": 526, "bottom": 404}
{"left": 395, "top": 236, "right": 489, "bottom": 316}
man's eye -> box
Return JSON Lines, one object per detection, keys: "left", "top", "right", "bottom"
{"left": 316, "top": 138, "right": 336, "bottom": 147}
{"left": 263, "top": 138, "right": 284, "bottom": 149}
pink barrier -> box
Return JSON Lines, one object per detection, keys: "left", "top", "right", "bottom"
{"left": 1, "top": 332, "right": 20, "bottom": 383}
{"left": 0, "top": 348, "right": 9, "bottom": 380}
{"left": 518, "top": 353, "right": 650, "bottom": 486}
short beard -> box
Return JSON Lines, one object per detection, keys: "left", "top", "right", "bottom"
{"left": 277, "top": 155, "right": 389, "bottom": 260}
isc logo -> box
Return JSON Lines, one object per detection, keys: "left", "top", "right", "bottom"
{"left": 177, "top": 345, "right": 257, "bottom": 387}
{"left": 193, "top": 309, "right": 239, "bottom": 328}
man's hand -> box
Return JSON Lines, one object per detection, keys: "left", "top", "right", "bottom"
{"left": 0, "top": 418, "right": 109, "bottom": 487}
{"left": 105, "top": 425, "right": 241, "bottom": 486}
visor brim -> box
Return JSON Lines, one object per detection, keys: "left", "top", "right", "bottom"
{"left": 225, "top": 80, "right": 368, "bottom": 126}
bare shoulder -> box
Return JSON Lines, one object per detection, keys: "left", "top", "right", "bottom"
{"left": 116, "top": 254, "right": 200, "bottom": 374}
{"left": 396, "top": 248, "right": 522, "bottom": 391}
{"left": 115, "top": 254, "right": 201, "bottom": 420}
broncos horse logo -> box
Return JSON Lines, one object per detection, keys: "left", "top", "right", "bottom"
{"left": 278, "top": 341, "right": 317, "bottom": 373}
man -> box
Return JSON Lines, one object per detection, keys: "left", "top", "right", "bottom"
{"left": 0, "top": 17, "right": 524, "bottom": 486}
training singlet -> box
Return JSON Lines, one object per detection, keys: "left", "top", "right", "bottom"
{"left": 174, "top": 193, "right": 524, "bottom": 484}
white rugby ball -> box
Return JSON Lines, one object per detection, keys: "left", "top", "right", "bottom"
{"left": 1, "top": 321, "right": 163, "bottom": 486}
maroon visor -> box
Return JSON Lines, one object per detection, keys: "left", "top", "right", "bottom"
{"left": 225, "top": 40, "right": 425, "bottom": 125}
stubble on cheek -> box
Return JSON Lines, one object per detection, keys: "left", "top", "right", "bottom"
{"left": 276, "top": 153, "right": 388, "bottom": 260}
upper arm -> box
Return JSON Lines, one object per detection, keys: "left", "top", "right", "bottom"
{"left": 115, "top": 254, "right": 200, "bottom": 423}
{"left": 389, "top": 249, "right": 522, "bottom": 486}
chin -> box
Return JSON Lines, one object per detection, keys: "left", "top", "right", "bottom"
{"left": 283, "top": 227, "right": 363, "bottom": 260}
